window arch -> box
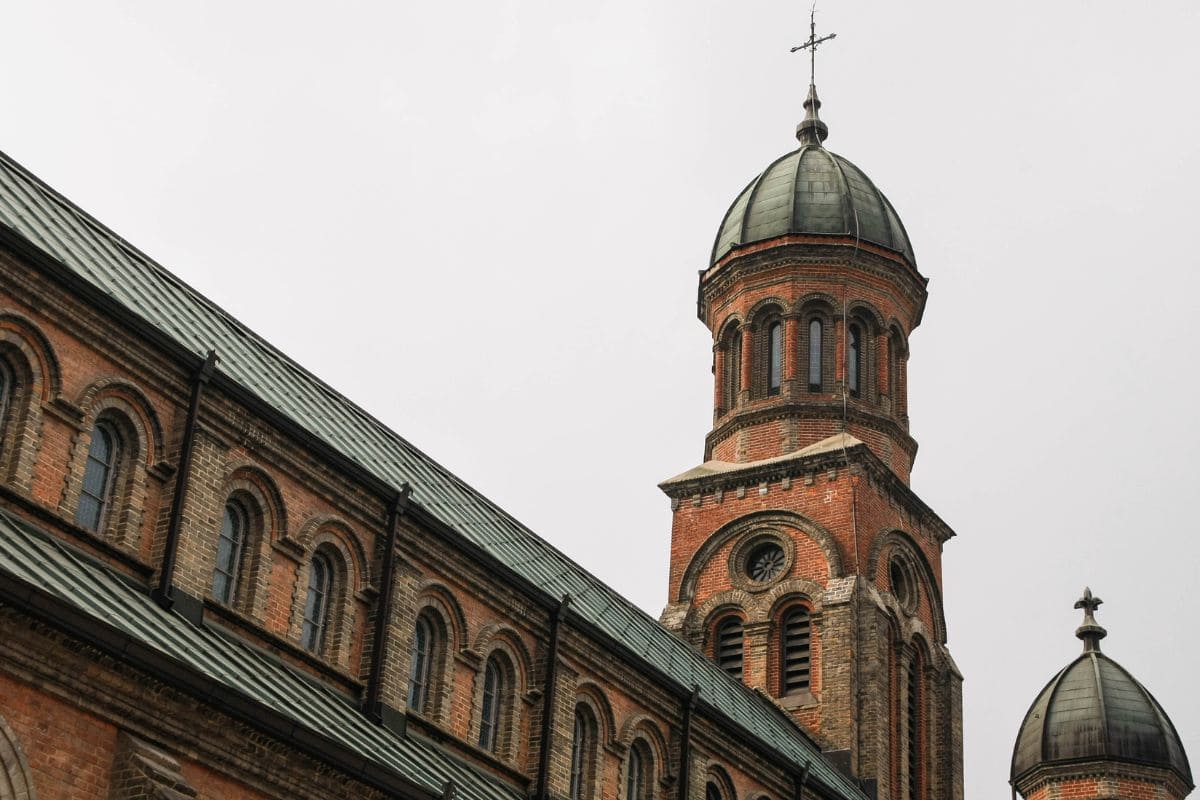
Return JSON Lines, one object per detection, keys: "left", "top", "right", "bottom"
{"left": 408, "top": 611, "right": 441, "bottom": 713}
{"left": 807, "top": 318, "right": 823, "bottom": 392}
{"left": 780, "top": 606, "right": 812, "bottom": 696}
{"left": 211, "top": 500, "right": 249, "bottom": 604}
{"left": 706, "top": 783, "right": 724, "bottom": 800}
{"left": 75, "top": 419, "right": 121, "bottom": 533}
{"left": 300, "top": 552, "right": 333, "bottom": 653}
{"left": 624, "top": 739, "right": 653, "bottom": 800}
{"left": 722, "top": 323, "right": 742, "bottom": 413}
{"left": 478, "top": 652, "right": 512, "bottom": 753}
{"left": 714, "top": 616, "right": 744, "bottom": 681}
{"left": 569, "top": 703, "right": 598, "bottom": 800}
{"left": 847, "top": 323, "right": 862, "bottom": 398}
{"left": 906, "top": 649, "right": 924, "bottom": 800}
{"left": 0, "top": 359, "right": 12, "bottom": 445}
{"left": 766, "top": 320, "right": 782, "bottom": 396}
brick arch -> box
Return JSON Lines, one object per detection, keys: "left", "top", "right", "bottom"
{"left": 410, "top": 584, "right": 464, "bottom": 725}
{"left": 472, "top": 624, "right": 534, "bottom": 687}
{"left": 761, "top": 579, "right": 824, "bottom": 622}
{"left": 469, "top": 640, "right": 527, "bottom": 764}
{"left": 867, "top": 530, "right": 947, "bottom": 645}
{"left": 715, "top": 314, "right": 744, "bottom": 343}
{"left": 686, "top": 591, "right": 752, "bottom": 643}
{"left": 213, "top": 465, "right": 288, "bottom": 618}
{"left": 74, "top": 378, "right": 164, "bottom": 463}
{"left": 616, "top": 715, "right": 669, "bottom": 784}
{"left": 0, "top": 309, "right": 62, "bottom": 400}
{"left": 886, "top": 320, "right": 910, "bottom": 355}
{"left": 845, "top": 300, "right": 886, "bottom": 333}
{"left": 0, "top": 713, "right": 35, "bottom": 800}
{"left": 295, "top": 515, "right": 370, "bottom": 591}
{"left": 745, "top": 297, "right": 788, "bottom": 328}
{"left": 574, "top": 681, "right": 618, "bottom": 748}
{"left": 222, "top": 462, "right": 288, "bottom": 543}
{"left": 415, "top": 582, "right": 468, "bottom": 653}
{"left": 795, "top": 292, "right": 838, "bottom": 317}
{"left": 703, "top": 762, "right": 737, "bottom": 800}
{"left": 677, "top": 511, "right": 842, "bottom": 604}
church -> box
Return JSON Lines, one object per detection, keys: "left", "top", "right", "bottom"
{"left": 0, "top": 24, "right": 1191, "bottom": 800}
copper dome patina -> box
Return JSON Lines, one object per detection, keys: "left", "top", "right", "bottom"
{"left": 710, "top": 85, "right": 915, "bottom": 267}
{"left": 1011, "top": 589, "right": 1193, "bottom": 787}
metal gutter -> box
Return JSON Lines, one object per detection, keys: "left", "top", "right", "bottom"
{"left": 534, "top": 594, "right": 571, "bottom": 800}
{"left": 363, "top": 483, "right": 411, "bottom": 724}
{"left": 678, "top": 685, "right": 700, "bottom": 800}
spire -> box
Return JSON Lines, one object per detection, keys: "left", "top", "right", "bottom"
{"left": 1074, "top": 587, "right": 1107, "bottom": 652}
{"left": 796, "top": 84, "right": 828, "bottom": 146}
{"left": 790, "top": 8, "right": 836, "bottom": 147}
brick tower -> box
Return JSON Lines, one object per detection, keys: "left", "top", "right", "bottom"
{"left": 659, "top": 77, "right": 964, "bottom": 800}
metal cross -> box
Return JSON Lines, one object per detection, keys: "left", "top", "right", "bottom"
{"left": 1074, "top": 586, "right": 1103, "bottom": 622}
{"left": 790, "top": 6, "right": 837, "bottom": 85}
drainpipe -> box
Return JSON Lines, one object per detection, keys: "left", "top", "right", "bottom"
{"left": 153, "top": 350, "right": 218, "bottom": 608}
{"left": 678, "top": 685, "right": 700, "bottom": 800}
{"left": 363, "top": 482, "right": 411, "bottom": 723}
{"left": 794, "top": 764, "right": 810, "bottom": 800}
{"left": 534, "top": 594, "right": 572, "bottom": 800}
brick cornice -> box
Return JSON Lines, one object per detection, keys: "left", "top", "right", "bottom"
{"left": 705, "top": 401, "right": 918, "bottom": 462}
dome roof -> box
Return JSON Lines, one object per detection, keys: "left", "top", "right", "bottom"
{"left": 710, "top": 86, "right": 914, "bottom": 268}
{"left": 1011, "top": 590, "right": 1193, "bottom": 786}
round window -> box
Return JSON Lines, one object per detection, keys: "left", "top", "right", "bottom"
{"left": 890, "top": 557, "right": 916, "bottom": 610}
{"left": 747, "top": 542, "right": 787, "bottom": 583}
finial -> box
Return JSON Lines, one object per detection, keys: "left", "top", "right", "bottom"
{"left": 1074, "top": 587, "right": 1107, "bottom": 652}
{"left": 790, "top": 6, "right": 836, "bottom": 146}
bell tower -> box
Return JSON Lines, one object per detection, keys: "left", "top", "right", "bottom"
{"left": 660, "top": 27, "right": 964, "bottom": 800}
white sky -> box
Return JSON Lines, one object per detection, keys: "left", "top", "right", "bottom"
{"left": 2, "top": 2, "right": 1198, "bottom": 797}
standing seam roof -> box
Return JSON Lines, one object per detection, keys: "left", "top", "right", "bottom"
{"left": 0, "top": 149, "right": 866, "bottom": 800}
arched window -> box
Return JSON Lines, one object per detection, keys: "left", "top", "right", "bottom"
{"left": 408, "top": 613, "right": 436, "bottom": 712}
{"left": 300, "top": 553, "right": 332, "bottom": 653}
{"left": 478, "top": 655, "right": 508, "bottom": 752}
{"left": 570, "top": 704, "right": 597, "bottom": 800}
{"left": 781, "top": 607, "right": 812, "bottom": 695}
{"left": 625, "top": 740, "right": 652, "bottom": 800}
{"left": 715, "top": 616, "right": 744, "bottom": 680}
{"left": 767, "top": 321, "right": 782, "bottom": 396}
{"left": 0, "top": 359, "right": 12, "bottom": 442}
{"left": 808, "top": 319, "right": 823, "bottom": 392}
{"left": 848, "top": 323, "right": 862, "bottom": 398}
{"left": 907, "top": 653, "right": 922, "bottom": 800}
{"left": 211, "top": 500, "right": 247, "bottom": 603}
{"left": 725, "top": 325, "right": 742, "bottom": 410}
{"left": 706, "top": 782, "right": 724, "bottom": 800}
{"left": 75, "top": 420, "right": 120, "bottom": 533}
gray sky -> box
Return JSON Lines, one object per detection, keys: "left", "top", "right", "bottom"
{"left": 3, "top": 2, "right": 1198, "bottom": 796}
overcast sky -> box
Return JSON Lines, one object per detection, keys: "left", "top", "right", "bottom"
{"left": 2, "top": 2, "right": 1198, "bottom": 796}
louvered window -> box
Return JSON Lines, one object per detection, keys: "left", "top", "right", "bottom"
{"left": 715, "top": 617, "right": 744, "bottom": 680}
{"left": 907, "top": 657, "right": 921, "bottom": 800}
{"left": 808, "top": 319, "right": 823, "bottom": 391}
{"left": 408, "top": 614, "right": 434, "bottom": 712}
{"left": 212, "top": 501, "right": 246, "bottom": 603}
{"left": 76, "top": 421, "right": 120, "bottom": 533}
{"left": 781, "top": 608, "right": 812, "bottom": 694}
{"left": 479, "top": 656, "right": 503, "bottom": 752}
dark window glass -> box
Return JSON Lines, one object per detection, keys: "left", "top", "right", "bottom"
{"left": 729, "top": 328, "right": 742, "bottom": 405}
{"left": 479, "top": 657, "right": 503, "bottom": 752}
{"left": 808, "top": 319, "right": 823, "bottom": 391}
{"left": 76, "top": 422, "right": 119, "bottom": 532}
{"left": 626, "top": 742, "right": 649, "bottom": 800}
{"left": 570, "top": 705, "right": 595, "bottom": 800}
{"left": 767, "top": 321, "right": 782, "bottom": 395}
{"left": 706, "top": 783, "right": 723, "bottom": 800}
{"left": 0, "top": 360, "right": 12, "bottom": 441}
{"left": 716, "top": 617, "right": 744, "bottom": 680}
{"left": 300, "top": 554, "right": 331, "bottom": 653}
{"left": 212, "top": 501, "right": 246, "bottom": 603}
{"left": 848, "top": 324, "right": 862, "bottom": 397}
{"left": 408, "top": 614, "right": 434, "bottom": 712}
{"left": 907, "top": 657, "right": 921, "bottom": 800}
{"left": 781, "top": 608, "right": 812, "bottom": 694}
{"left": 747, "top": 541, "right": 786, "bottom": 582}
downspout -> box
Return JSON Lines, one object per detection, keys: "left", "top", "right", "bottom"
{"left": 794, "top": 763, "right": 810, "bottom": 800}
{"left": 678, "top": 685, "right": 700, "bottom": 800}
{"left": 153, "top": 350, "right": 218, "bottom": 608}
{"left": 363, "top": 482, "right": 411, "bottom": 723}
{"left": 534, "top": 594, "right": 572, "bottom": 800}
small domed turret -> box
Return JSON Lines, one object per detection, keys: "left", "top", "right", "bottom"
{"left": 1011, "top": 589, "right": 1193, "bottom": 799}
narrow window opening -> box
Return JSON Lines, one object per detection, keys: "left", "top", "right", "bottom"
{"left": 848, "top": 324, "right": 862, "bottom": 398}
{"left": 301, "top": 554, "right": 331, "bottom": 653}
{"left": 767, "top": 321, "right": 782, "bottom": 396}
{"left": 76, "top": 421, "right": 120, "bottom": 533}
{"left": 781, "top": 607, "right": 812, "bottom": 695}
{"left": 706, "top": 782, "right": 724, "bottom": 800}
{"left": 478, "top": 656, "right": 504, "bottom": 753}
{"left": 0, "top": 360, "right": 12, "bottom": 443}
{"left": 728, "top": 328, "right": 742, "bottom": 407}
{"left": 408, "top": 614, "right": 435, "bottom": 712}
{"left": 907, "top": 656, "right": 921, "bottom": 800}
{"left": 716, "top": 617, "right": 744, "bottom": 680}
{"left": 808, "top": 319, "right": 823, "bottom": 392}
{"left": 625, "top": 742, "right": 650, "bottom": 800}
{"left": 212, "top": 501, "right": 247, "bottom": 603}
{"left": 570, "top": 705, "right": 595, "bottom": 800}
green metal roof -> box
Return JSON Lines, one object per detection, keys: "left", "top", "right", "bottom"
{"left": 0, "top": 507, "right": 519, "bottom": 800}
{"left": 0, "top": 149, "right": 866, "bottom": 800}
